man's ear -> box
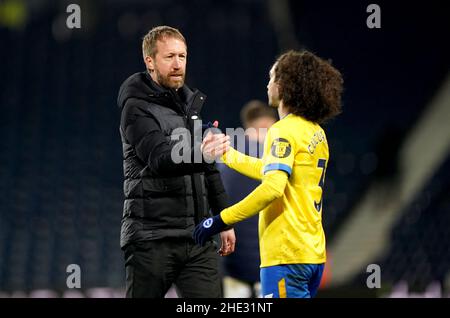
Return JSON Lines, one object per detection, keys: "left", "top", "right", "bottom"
{"left": 144, "top": 56, "right": 154, "bottom": 72}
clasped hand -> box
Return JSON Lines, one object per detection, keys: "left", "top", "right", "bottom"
{"left": 201, "top": 131, "right": 230, "bottom": 162}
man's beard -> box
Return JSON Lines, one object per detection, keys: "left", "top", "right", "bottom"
{"left": 155, "top": 68, "right": 185, "bottom": 90}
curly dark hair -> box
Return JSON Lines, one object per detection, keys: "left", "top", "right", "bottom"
{"left": 274, "top": 50, "right": 343, "bottom": 125}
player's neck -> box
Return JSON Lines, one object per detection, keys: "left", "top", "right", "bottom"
{"left": 278, "top": 101, "right": 290, "bottom": 119}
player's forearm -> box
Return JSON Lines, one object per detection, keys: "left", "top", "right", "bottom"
{"left": 220, "top": 170, "right": 288, "bottom": 225}
{"left": 221, "top": 147, "right": 263, "bottom": 181}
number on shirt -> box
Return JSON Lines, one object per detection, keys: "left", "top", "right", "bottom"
{"left": 314, "top": 159, "right": 327, "bottom": 212}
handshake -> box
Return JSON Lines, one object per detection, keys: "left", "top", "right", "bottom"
{"left": 201, "top": 123, "right": 230, "bottom": 162}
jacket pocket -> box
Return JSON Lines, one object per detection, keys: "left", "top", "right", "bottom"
{"left": 142, "top": 176, "right": 189, "bottom": 223}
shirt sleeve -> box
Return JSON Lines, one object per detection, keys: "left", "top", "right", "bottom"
{"left": 261, "top": 124, "right": 296, "bottom": 177}
{"left": 221, "top": 147, "right": 263, "bottom": 181}
{"left": 220, "top": 170, "right": 288, "bottom": 225}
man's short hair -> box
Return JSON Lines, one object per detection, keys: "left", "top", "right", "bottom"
{"left": 142, "top": 25, "right": 186, "bottom": 60}
{"left": 240, "top": 100, "right": 278, "bottom": 128}
{"left": 274, "top": 50, "right": 343, "bottom": 125}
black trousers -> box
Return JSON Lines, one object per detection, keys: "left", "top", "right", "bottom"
{"left": 124, "top": 238, "right": 222, "bottom": 298}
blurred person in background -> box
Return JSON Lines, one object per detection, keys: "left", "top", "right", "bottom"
{"left": 219, "top": 100, "right": 278, "bottom": 297}
{"left": 117, "top": 26, "right": 235, "bottom": 298}
{"left": 196, "top": 50, "right": 343, "bottom": 298}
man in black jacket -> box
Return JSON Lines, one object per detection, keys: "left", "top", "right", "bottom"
{"left": 118, "top": 26, "right": 235, "bottom": 298}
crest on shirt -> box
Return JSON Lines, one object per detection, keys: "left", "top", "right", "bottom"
{"left": 271, "top": 138, "right": 291, "bottom": 158}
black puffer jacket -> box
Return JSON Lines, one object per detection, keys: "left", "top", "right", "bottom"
{"left": 118, "top": 72, "right": 228, "bottom": 248}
